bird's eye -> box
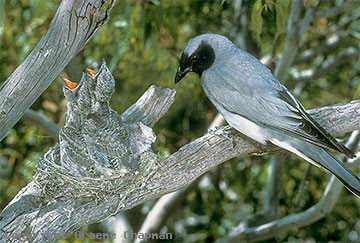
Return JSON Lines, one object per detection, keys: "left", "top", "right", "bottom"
{"left": 191, "top": 55, "right": 199, "bottom": 62}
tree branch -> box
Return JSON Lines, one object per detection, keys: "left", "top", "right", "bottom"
{"left": 0, "top": 61, "right": 359, "bottom": 242}
{"left": 102, "top": 213, "right": 132, "bottom": 243}
{"left": 135, "top": 188, "right": 191, "bottom": 240}
{"left": 22, "top": 110, "right": 60, "bottom": 137}
{"left": 0, "top": 0, "right": 115, "bottom": 142}
{"left": 291, "top": 47, "right": 358, "bottom": 82}
{"left": 293, "top": 35, "right": 355, "bottom": 65}
{"left": 274, "top": 0, "right": 302, "bottom": 81}
{"left": 315, "top": 0, "right": 358, "bottom": 19}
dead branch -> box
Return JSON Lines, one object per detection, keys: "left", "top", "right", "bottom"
{"left": 0, "top": 61, "right": 359, "bottom": 242}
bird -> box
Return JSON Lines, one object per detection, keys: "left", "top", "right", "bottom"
{"left": 174, "top": 34, "right": 360, "bottom": 197}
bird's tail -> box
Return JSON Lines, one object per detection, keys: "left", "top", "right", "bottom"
{"left": 271, "top": 137, "right": 360, "bottom": 197}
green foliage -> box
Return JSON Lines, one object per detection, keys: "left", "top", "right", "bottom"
{"left": 250, "top": 0, "right": 290, "bottom": 45}
{"left": 353, "top": 80, "right": 360, "bottom": 99}
{"left": 250, "top": 0, "right": 264, "bottom": 43}
{"left": 1, "top": 0, "right": 359, "bottom": 242}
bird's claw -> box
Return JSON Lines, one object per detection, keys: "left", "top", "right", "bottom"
{"left": 207, "top": 126, "right": 236, "bottom": 148}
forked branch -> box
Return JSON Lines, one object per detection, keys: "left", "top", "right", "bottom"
{"left": 0, "top": 62, "right": 359, "bottom": 242}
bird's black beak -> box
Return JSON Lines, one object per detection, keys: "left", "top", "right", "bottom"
{"left": 175, "top": 66, "right": 191, "bottom": 84}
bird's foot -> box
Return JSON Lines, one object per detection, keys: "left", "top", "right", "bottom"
{"left": 207, "top": 126, "right": 236, "bottom": 148}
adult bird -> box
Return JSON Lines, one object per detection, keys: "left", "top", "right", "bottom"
{"left": 174, "top": 34, "right": 360, "bottom": 197}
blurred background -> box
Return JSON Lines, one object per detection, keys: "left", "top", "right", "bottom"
{"left": 0, "top": 0, "right": 359, "bottom": 242}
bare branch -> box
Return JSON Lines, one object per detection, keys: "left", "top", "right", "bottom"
{"left": 102, "top": 213, "right": 132, "bottom": 243}
{"left": 23, "top": 110, "right": 60, "bottom": 137}
{"left": 121, "top": 85, "right": 176, "bottom": 127}
{"left": 315, "top": 0, "right": 358, "bottom": 19}
{"left": 136, "top": 188, "right": 190, "bottom": 240}
{"left": 228, "top": 99, "right": 360, "bottom": 232}
{"left": 293, "top": 35, "right": 356, "bottom": 65}
{"left": 274, "top": 0, "right": 302, "bottom": 81}
{"left": 0, "top": 62, "right": 358, "bottom": 242}
{"left": 307, "top": 99, "right": 360, "bottom": 136}
{"left": 291, "top": 47, "right": 358, "bottom": 82}
{"left": 0, "top": 0, "right": 115, "bottom": 142}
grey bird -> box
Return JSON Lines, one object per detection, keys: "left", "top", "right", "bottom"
{"left": 175, "top": 34, "right": 360, "bottom": 197}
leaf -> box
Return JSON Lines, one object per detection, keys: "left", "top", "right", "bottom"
{"left": 265, "top": 0, "right": 275, "bottom": 12}
{"left": 274, "top": 0, "right": 290, "bottom": 42}
{"left": 250, "top": 0, "right": 264, "bottom": 43}
{"left": 352, "top": 82, "right": 360, "bottom": 99}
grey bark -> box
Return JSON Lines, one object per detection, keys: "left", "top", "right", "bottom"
{"left": 0, "top": 0, "right": 115, "bottom": 142}
{"left": 0, "top": 61, "right": 359, "bottom": 242}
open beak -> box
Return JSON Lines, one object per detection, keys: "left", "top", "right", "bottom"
{"left": 174, "top": 66, "right": 191, "bottom": 84}
{"left": 63, "top": 77, "right": 79, "bottom": 90}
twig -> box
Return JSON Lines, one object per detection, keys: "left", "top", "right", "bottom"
{"left": 293, "top": 35, "right": 353, "bottom": 64}
{"left": 274, "top": 0, "right": 302, "bottom": 81}
{"left": 291, "top": 47, "right": 358, "bottom": 82}
{"left": 315, "top": 0, "right": 358, "bottom": 19}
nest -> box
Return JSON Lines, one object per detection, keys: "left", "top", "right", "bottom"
{"left": 33, "top": 61, "right": 158, "bottom": 204}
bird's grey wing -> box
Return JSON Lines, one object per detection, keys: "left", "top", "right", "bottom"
{"left": 275, "top": 89, "right": 355, "bottom": 158}
{"left": 203, "top": 63, "right": 355, "bottom": 158}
